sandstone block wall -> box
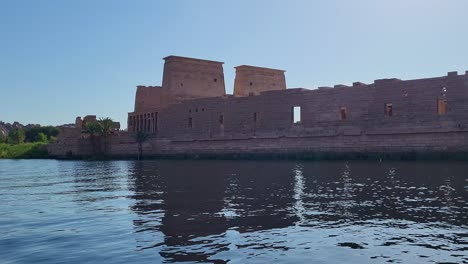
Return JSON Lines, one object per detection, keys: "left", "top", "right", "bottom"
{"left": 48, "top": 54, "right": 468, "bottom": 159}
{"left": 134, "top": 86, "right": 173, "bottom": 113}
{"left": 153, "top": 72, "right": 468, "bottom": 142}
{"left": 47, "top": 127, "right": 82, "bottom": 157}
{"left": 233, "top": 65, "right": 286, "bottom": 97}
{"left": 162, "top": 56, "right": 226, "bottom": 100}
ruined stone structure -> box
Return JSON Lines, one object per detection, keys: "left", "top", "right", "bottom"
{"left": 48, "top": 55, "right": 468, "bottom": 159}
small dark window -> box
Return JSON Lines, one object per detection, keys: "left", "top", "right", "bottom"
{"left": 340, "top": 107, "right": 347, "bottom": 120}
{"left": 189, "top": 109, "right": 191, "bottom": 113}
{"left": 214, "top": 78, "right": 217, "bottom": 82}
{"left": 219, "top": 115, "right": 224, "bottom": 125}
{"left": 201, "top": 108, "right": 205, "bottom": 112}
{"left": 254, "top": 112, "right": 259, "bottom": 122}
{"left": 438, "top": 99, "right": 447, "bottom": 115}
{"left": 249, "top": 82, "right": 253, "bottom": 86}
{"left": 385, "top": 103, "right": 393, "bottom": 116}
{"left": 188, "top": 117, "right": 193, "bottom": 128}
{"left": 180, "top": 83, "right": 184, "bottom": 87}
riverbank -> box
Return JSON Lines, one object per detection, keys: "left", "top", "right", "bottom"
{"left": 53, "top": 151, "right": 468, "bottom": 161}
{"left": 3, "top": 141, "right": 468, "bottom": 160}
{"left": 0, "top": 143, "right": 49, "bottom": 159}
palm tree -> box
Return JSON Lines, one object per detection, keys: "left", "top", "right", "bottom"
{"left": 98, "top": 117, "right": 114, "bottom": 154}
{"left": 84, "top": 121, "right": 102, "bottom": 155}
{"left": 134, "top": 131, "right": 149, "bottom": 160}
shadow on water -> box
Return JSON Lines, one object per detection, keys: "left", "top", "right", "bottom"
{"left": 129, "top": 161, "right": 299, "bottom": 262}
{"left": 127, "top": 160, "right": 467, "bottom": 263}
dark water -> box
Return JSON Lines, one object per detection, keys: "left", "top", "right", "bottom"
{"left": 0, "top": 160, "right": 467, "bottom": 263}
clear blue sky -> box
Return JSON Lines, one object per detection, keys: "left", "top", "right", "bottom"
{"left": 1, "top": 0, "right": 467, "bottom": 127}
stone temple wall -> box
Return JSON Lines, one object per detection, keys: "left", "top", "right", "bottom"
{"left": 133, "top": 86, "right": 172, "bottom": 113}
{"left": 48, "top": 54, "right": 468, "bottom": 158}
{"left": 233, "top": 65, "right": 286, "bottom": 97}
{"left": 162, "top": 56, "right": 226, "bottom": 100}
{"left": 153, "top": 71, "right": 468, "bottom": 142}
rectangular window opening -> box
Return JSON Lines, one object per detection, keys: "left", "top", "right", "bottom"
{"left": 219, "top": 114, "right": 224, "bottom": 125}
{"left": 293, "top": 106, "right": 301, "bottom": 124}
{"left": 340, "top": 107, "right": 347, "bottom": 120}
{"left": 438, "top": 99, "right": 447, "bottom": 115}
{"left": 188, "top": 117, "right": 193, "bottom": 128}
{"left": 385, "top": 103, "right": 393, "bottom": 116}
{"left": 253, "top": 112, "right": 259, "bottom": 122}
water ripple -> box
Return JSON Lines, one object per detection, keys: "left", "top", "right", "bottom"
{"left": 0, "top": 159, "right": 466, "bottom": 263}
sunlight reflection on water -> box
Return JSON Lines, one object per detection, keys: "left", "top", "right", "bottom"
{"left": 0, "top": 159, "right": 466, "bottom": 263}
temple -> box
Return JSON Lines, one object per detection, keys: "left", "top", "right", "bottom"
{"left": 48, "top": 55, "right": 468, "bottom": 158}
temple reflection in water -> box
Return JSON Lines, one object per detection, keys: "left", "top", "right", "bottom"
{"left": 128, "top": 160, "right": 467, "bottom": 262}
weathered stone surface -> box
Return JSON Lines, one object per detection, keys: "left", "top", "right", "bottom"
{"left": 162, "top": 56, "right": 226, "bottom": 100}
{"left": 233, "top": 65, "right": 286, "bottom": 97}
{"left": 47, "top": 55, "right": 468, "bottom": 158}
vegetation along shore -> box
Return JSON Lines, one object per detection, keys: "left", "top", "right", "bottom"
{"left": 0, "top": 124, "right": 58, "bottom": 159}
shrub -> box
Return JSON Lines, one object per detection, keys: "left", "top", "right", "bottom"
{"left": 36, "top": 132, "right": 48, "bottom": 143}
{"left": 0, "top": 142, "right": 48, "bottom": 159}
{"left": 49, "top": 136, "right": 57, "bottom": 143}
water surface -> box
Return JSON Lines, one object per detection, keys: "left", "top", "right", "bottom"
{"left": 0, "top": 159, "right": 467, "bottom": 263}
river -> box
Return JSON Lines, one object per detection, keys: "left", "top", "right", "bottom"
{"left": 0, "top": 159, "right": 466, "bottom": 263}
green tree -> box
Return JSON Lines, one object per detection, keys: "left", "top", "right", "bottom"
{"left": 134, "top": 131, "right": 149, "bottom": 160}
{"left": 84, "top": 121, "right": 102, "bottom": 155}
{"left": 25, "top": 126, "right": 59, "bottom": 143}
{"left": 98, "top": 117, "right": 114, "bottom": 137}
{"left": 98, "top": 117, "right": 114, "bottom": 154}
{"left": 9, "top": 128, "right": 26, "bottom": 144}
{"left": 0, "top": 133, "right": 7, "bottom": 143}
{"left": 36, "top": 132, "right": 48, "bottom": 143}
{"left": 24, "top": 126, "right": 40, "bottom": 142}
